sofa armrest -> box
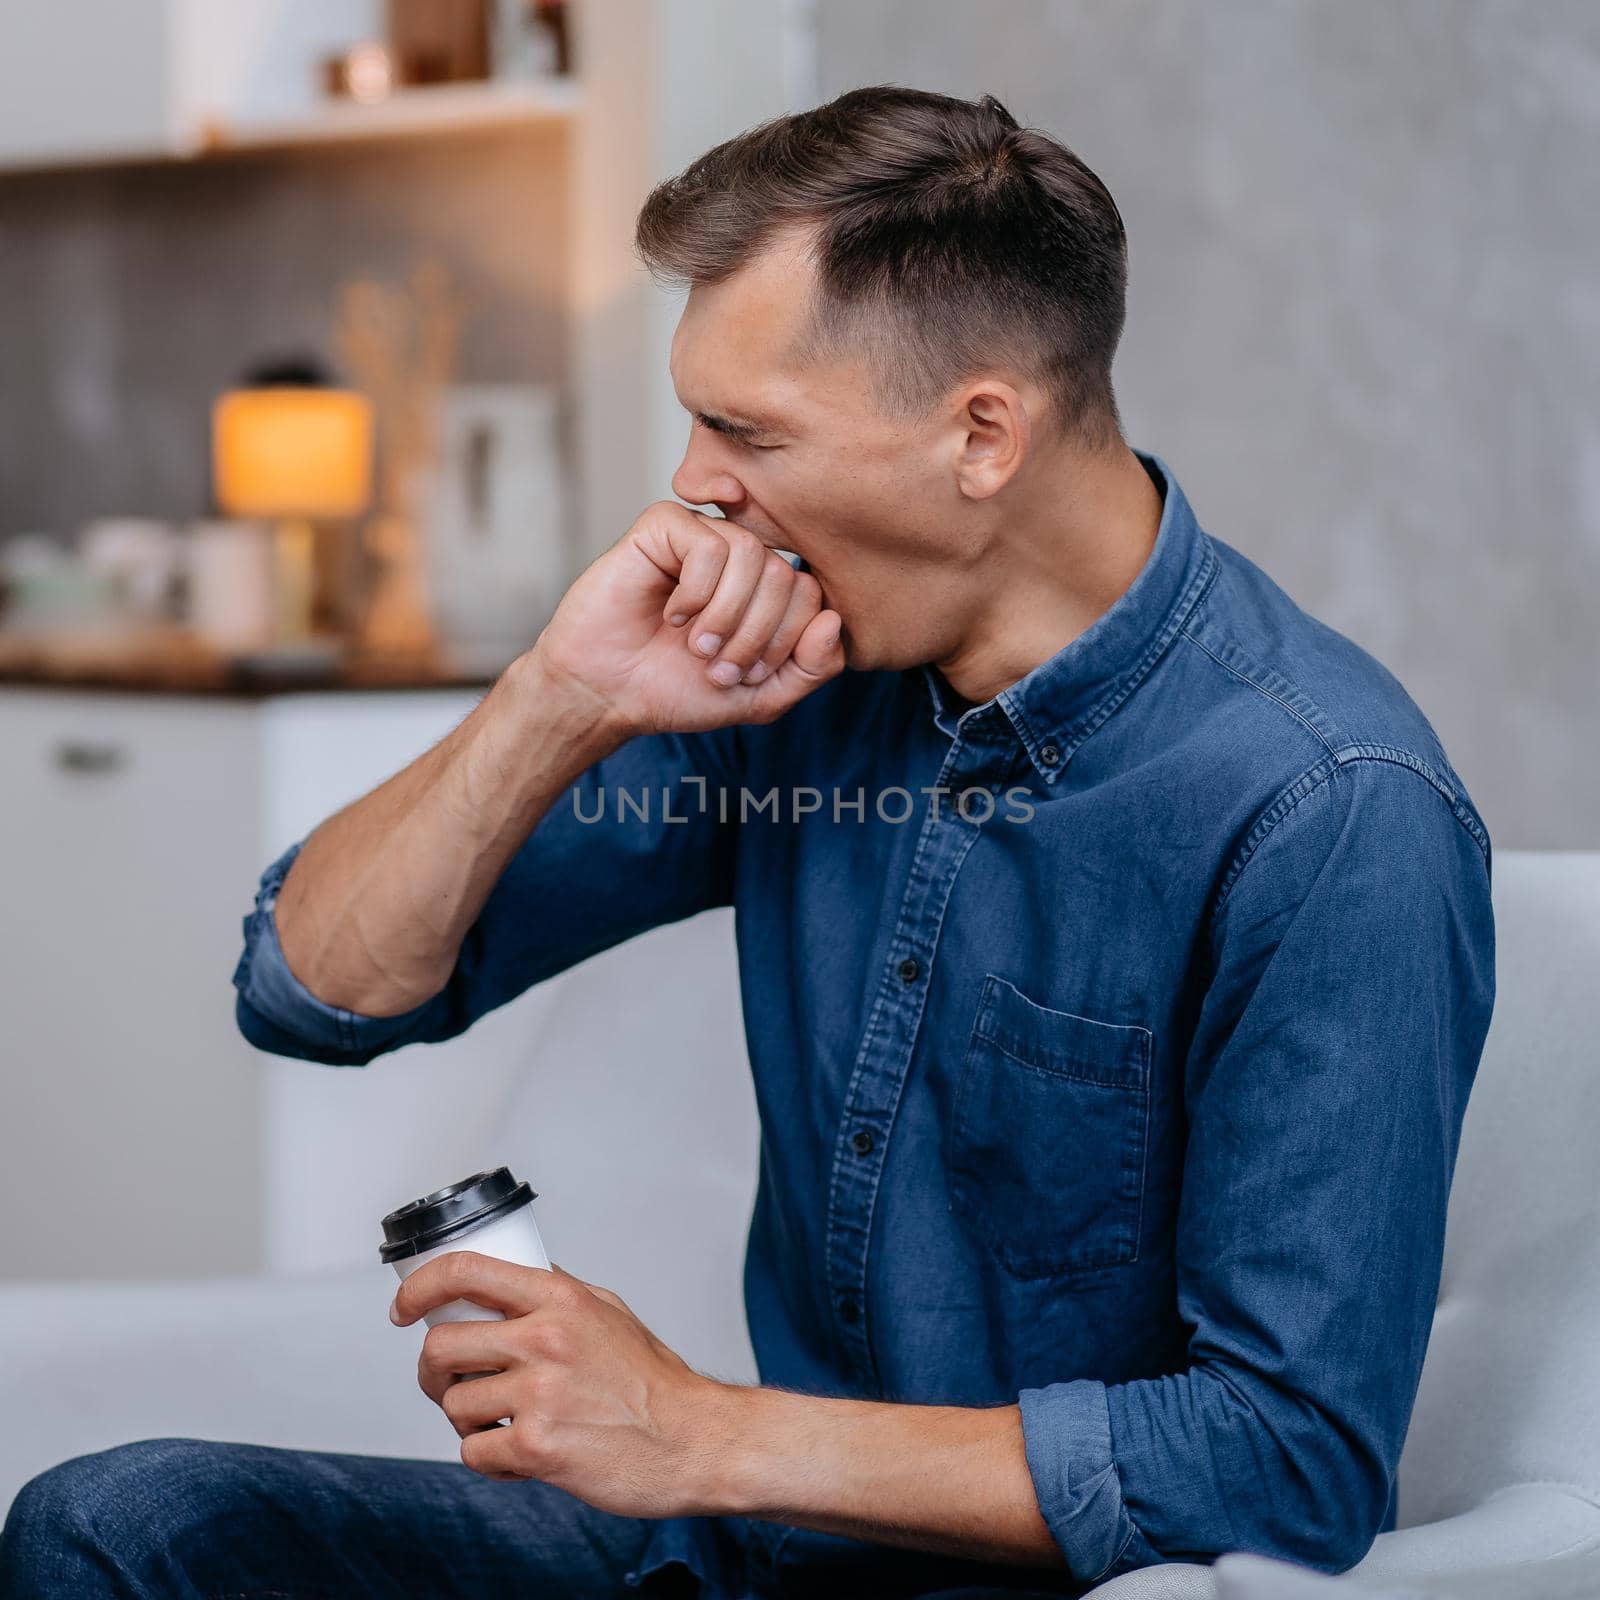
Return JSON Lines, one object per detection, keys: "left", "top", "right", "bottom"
{"left": 1085, "top": 1485, "right": 1600, "bottom": 1599}
{"left": 1350, "top": 1483, "right": 1600, "bottom": 1596}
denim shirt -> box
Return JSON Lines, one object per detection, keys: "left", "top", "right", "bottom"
{"left": 234, "top": 449, "right": 1496, "bottom": 1595}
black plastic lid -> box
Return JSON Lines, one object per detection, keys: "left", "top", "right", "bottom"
{"left": 379, "top": 1167, "right": 536, "bottom": 1264}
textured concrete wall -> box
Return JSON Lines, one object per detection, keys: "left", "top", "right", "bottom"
{"left": 815, "top": 1, "right": 1599, "bottom": 848}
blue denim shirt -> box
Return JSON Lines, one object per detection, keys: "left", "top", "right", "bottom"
{"left": 235, "top": 449, "right": 1496, "bottom": 1595}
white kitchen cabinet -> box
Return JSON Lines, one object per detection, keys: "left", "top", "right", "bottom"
{"left": 0, "top": 0, "right": 376, "bottom": 167}
{"left": 0, "top": 682, "right": 763, "bottom": 1301}
{"left": 0, "top": 0, "right": 576, "bottom": 168}
{"left": 0, "top": 686, "right": 479, "bottom": 1281}
{"left": 0, "top": 0, "right": 171, "bottom": 167}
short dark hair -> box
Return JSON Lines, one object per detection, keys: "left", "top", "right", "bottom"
{"left": 635, "top": 85, "right": 1129, "bottom": 449}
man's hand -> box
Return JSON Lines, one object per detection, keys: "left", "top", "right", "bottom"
{"left": 390, "top": 1252, "right": 736, "bottom": 1516}
{"left": 531, "top": 501, "right": 846, "bottom": 738}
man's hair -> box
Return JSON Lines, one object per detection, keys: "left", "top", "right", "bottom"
{"left": 635, "top": 85, "right": 1129, "bottom": 449}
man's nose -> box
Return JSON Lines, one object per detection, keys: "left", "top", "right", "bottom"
{"left": 672, "top": 432, "right": 747, "bottom": 512}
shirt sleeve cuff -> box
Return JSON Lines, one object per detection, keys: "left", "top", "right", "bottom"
{"left": 1017, "top": 1379, "right": 1160, "bottom": 1584}
{"left": 231, "top": 841, "right": 438, "bottom": 1064}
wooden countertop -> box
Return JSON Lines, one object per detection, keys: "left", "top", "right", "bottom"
{"left": 0, "top": 629, "right": 494, "bottom": 698}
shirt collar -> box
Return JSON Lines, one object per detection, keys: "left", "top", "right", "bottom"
{"left": 919, "top": 448, "right": 1218, "bottom": 784}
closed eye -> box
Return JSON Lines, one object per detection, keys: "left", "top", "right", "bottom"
{"left": 695, "top": 412, "right": 780, "bottom": 449}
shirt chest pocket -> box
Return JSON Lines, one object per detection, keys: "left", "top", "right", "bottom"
{"left": 945, "top": 974, "right": 1153, "bottom": 1280}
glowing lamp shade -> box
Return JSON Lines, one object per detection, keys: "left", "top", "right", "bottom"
{"left": 212, "top": 388, "right": 373, "bottom": 518}
{"left": 211, "top": 386, "right": 374, "bottom": 644}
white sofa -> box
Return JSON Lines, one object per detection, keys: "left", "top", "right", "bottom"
{"left": 3, "top": 852, "right": 1596, "bottom": 1600}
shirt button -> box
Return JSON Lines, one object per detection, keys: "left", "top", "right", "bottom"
{"left": 1040, "top": 743, "right": 1061, "bottom": 767}
{"left": 897, "top": 956, "right": 920, "bottom": 984}
{"left": 839, "top": 1296, "right": 861, "bottom": 1323}
{"left": 851, "top": 1128, "right": 874, "bottom": 1155}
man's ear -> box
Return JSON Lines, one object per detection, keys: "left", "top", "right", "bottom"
{"left": 952, "top": 381, "right": 1032, "bottom": 500}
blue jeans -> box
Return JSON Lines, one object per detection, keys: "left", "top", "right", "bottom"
{"left": 0, "top": 1438, "right": 1080, "bottom": 1599}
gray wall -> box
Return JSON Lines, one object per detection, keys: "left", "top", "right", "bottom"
{"left": 816, "top": 0, "right": 1599, "bottom": 849}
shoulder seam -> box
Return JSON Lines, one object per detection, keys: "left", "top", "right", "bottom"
{"left": 1207, "top": 746, "right": 1491, "bottom": 936}
{"left": 1336, "top": 742, "right": 1492, "bottom": 860}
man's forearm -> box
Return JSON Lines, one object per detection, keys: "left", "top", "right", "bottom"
{"left": 700, "top": 1385, "right": 1066, "bottom": 1570}
{"left": 274, "top": 647, "right": 625, "bottom": 1016}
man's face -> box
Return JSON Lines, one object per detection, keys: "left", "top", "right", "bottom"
{"left": 668, "top": 232, "right": 984, "bottom": 671}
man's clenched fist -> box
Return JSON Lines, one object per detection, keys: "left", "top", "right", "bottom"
{"left": 530, "top": 502, "right": 845, "bottom": 738}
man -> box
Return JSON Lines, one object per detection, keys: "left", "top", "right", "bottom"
{"left": 2, "top": 86, "right": 1495, "bottom": 1600}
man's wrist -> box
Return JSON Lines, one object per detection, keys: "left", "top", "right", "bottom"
{"left": 497, "top": 643, "right": 632, "bottom": 773}
{"left": 682, "top": 1381, "right": 854, "bottom": 1522}
{"left": 681, "top": 1380, "right": 776, "bottom": 1518}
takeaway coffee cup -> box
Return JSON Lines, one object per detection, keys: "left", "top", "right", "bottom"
{"left": 380, "top": 1167, "right": 552, "bottom": 1327}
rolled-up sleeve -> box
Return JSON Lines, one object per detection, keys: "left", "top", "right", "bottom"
{"left": 232, "top": 838, "right": 408, "bottom": 1063}
{"left": 1018, "top": 753, "right": 1496, "bottom": 1583}
{"left": 233, "top": 723, "right": 742, "bottom": 1067}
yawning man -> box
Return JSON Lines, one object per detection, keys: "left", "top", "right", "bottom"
{"left": 3, "top": 85, "right": 1495, "bottom": 1600}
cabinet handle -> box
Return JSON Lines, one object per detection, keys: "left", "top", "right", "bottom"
{"left": 54, "top": 741, "right": 127, "bottom": 775}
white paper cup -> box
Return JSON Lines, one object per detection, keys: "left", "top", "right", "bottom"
{"left": 380, "top": 1167, "right": 551, "bottom": 1328}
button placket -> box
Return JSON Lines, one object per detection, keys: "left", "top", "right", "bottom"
{"left": 821, "top": 723, "right": 1006, "bottom": 1389}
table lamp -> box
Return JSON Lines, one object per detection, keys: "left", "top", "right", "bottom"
{"left": 212, "top": 383, "right": 374, "bottom": 644}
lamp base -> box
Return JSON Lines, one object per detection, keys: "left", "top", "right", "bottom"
{"left": 273, "top": 518, "right": 317, "bottom": 642}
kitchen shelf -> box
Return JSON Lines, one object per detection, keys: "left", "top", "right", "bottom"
{"left": 192, "top": 78, "right": 581, "bottom": 157}
{"left": 0, "top": 80, "right": 581, "bottom": 176}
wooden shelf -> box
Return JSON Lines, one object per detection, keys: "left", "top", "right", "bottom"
{"left": 192, "top": 79, "right": 581, "bottom": 157}
{"left": 0, "top": 80, "right": 581, "bottom": 176}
